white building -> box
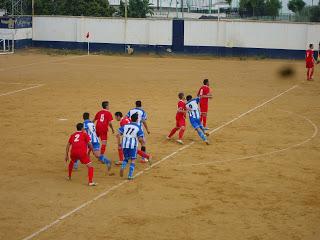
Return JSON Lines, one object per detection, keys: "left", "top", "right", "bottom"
{"left": 109, "top": 0, "right": 232, "bottom": 9}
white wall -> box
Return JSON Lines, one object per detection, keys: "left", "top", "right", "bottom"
{"left": 32, "top": 16, "right": 320, "bottom": 51}
{"left": 184, "top": 20, "right": 320, "bottom": 50}
{"left": 33, "top": 16, "right": 172, "bottom": 46}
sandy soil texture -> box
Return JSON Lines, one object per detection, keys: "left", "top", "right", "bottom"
{"left": 0, "top": 51, "right": 319, "bottom": 240}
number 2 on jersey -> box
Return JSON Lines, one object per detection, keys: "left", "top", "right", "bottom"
{"left": 74, "top": 134, "right": 80, "bottom": 142}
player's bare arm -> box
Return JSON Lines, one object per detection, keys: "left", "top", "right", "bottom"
{"left": 142, "top": 120, "right": 150, "bottom": 134}
{"left": 109, "top": 121, "right": 115, "bottom": 134}
{"left": 65, "top": 142, "right": 71, "bottom": 162}
{"left": 116, "top": 133, "right": 122, "bottom": 147}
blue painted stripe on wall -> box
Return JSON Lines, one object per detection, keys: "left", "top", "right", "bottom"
{"left": 184, "top": 46, "right": 305, "bottom": 59}
{"left": 15, "top": 39, "right": 32, "bottom": 49}
{"left": 32, "top": 40, "right": 305, "bottom": 59}
{"left": 32, "top": 41, "right": 171, "bottom": 53}
{"left": 172, "top": 19, "right": 184, "bottom": 52}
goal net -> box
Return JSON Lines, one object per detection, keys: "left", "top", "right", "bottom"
{"left": 0, "top": 33, "right": 14, "bottom": 55}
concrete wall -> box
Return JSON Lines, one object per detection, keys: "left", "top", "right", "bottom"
{"left": 184, "top": 20, "right": 320, "bottom": 51}
{"left": 32, "top": 16, "right": 320, "bottom": 59}
{"left": 33, "top": 16, "right": 172, "bottom": 46}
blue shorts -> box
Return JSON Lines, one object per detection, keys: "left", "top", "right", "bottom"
{"left": 123, "top": 148, "right": 137, "bottom": 160}
{"left": 92, "top": 142, "right": 100, "bottom": 151}
{"left": 189, "top": 117, "right": 201, "bottom": 129}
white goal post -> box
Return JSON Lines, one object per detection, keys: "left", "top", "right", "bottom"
{"left": 0, "top": 32, "right": 14, "bottom": 55}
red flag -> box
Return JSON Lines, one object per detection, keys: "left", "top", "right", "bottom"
{"left": 86, "top": 32, "right": 90, "bottom": 39}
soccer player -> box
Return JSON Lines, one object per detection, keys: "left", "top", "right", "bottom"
{"left": 167, "top": 92, "right": 187, "bottom": 144}
{"left": 186, "top": 95, "right": 209, "bottom": 145}
{"left": 94, "top": 101, "right": 114, "bottom": 156}
{"left": 127, "top": 101, "right": 150, "bottom": 163}
{"left": 197, "top": 79, "right": 213, "bottom": 129}
{"left": 65, "top": 123, "right": 97, "bottom": 186}
{"left": 306, "top": 44, "right": 316, "bottom": 81}
{"left": 114, "top": 111, "right": 151, "bottom": 165}
{"left": 117, "top": 113, "right": 145, "bottom": 180}
{"left": 83, "top": 112, "right": 112, "bottom": 171}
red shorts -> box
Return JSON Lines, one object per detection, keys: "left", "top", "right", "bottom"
{"left": 200, "top": 103, "right": 208, "bottom": 113}
{"left": 96, "top": 128, "right": 108, "bottom": 141}
{"left": 176, "top": 118, "right": 186, "bottom": 128}
{"left": 306, "top": 61, "right": 314, "bottom": 68}
{"left": 71, "top": 152, "right": 91, "bottom": 165}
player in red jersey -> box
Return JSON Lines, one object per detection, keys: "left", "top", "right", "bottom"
{"left": 65, "top": 123, "right": 97, "bottom": 186}
{"left": 306, "top": 44, "right": 316, "bottom": 81}
{"left": 114, "top": 111, "right": 152, "bottom": 165}
{"left": 94, "top": 101, "right": 114, "bottom": 156}
{"left": 167, "top": 92, "right": 187, "bottom": 144}
{"left": 197, "top": 79, "right": 212, "bottom": 129}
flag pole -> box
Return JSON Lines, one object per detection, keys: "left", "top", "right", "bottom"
{"left": 87, "top": 40, "right": 89, "bottom": 55}
{"left": 86, "top": 32, "right": 90, "bottom": 55}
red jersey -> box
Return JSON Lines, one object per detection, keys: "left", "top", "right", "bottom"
{"left": 94, "top": 109, "right": 113, "bottom": 131}
{"left": 68, "top": 131, "right": 90, "bottom": 155}
{"left": 176, "top": 100, "right": 186, "bottom": 120}
{"left": 306, "top": 49, "right": 314, "bottom": 63}
{"left": 120, "top": 116, "right": 131, "bottom": 127}
{"left": 197, "top": 85, "right": 211, "bottom": 105}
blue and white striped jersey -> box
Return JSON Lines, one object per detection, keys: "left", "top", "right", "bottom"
{"left": 83, "top": 119, "right": 100, "bottom": 144}
{"left": 126, "top": 108, "right": 147, "bottom": 127}
{"left": 118, "top": 123, "right": 144, "bottom": 149}
{"left": 186, "top": 97, "right": 201, "bottom": 120}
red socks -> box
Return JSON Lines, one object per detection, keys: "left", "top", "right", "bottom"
{"left": 307, "top": 68, "right": 314, "bottom": 80}
{"left": 203, "top": 116, "right": 207, "bottom": 127}
{"left": 118, "top": 148, "right": 124, "bottom": 162}
{"left": 100, "top": 144, "right": 106, "bottom": 155}
{"left": 68, "top": 161, "right": 74, "bottom": 179}
{"left": 88, "top": 166, "right": 94, "bottom": 183}
{"left": 178, "top": 128, "right": 185, "bottom": 140}
{"left": 137, "top": 150, "right": 149, "bottom": 159}
{"left": 168, "top": 127, "right": 178, "bottom": 138}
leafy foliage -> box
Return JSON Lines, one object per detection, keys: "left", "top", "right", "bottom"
{"left": 309, "top": 5, "right": 320, "bottom": 22}
{"left": 287, "top": 0, "right": 306, "bottom": 13}
{"left": 239, "top": 0, "right": 268, "bottom": 17}
{"left": 33, "top": 0, "right": 115, "bottom": 17}
{"left": 0, "top": 0, "right": 31, "bottom": 15}
{"left": 265, "top": 0, "right": 281, "bottom": 18}
{"left": 119, "top": 0, "right": 154, "bottom": 18}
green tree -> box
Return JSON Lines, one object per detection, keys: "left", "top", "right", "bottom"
{"left": 309, "top": 5, "right": 320, "bottom": 21}
{"left": 239, "top": 0, "right": 266, "bottom": 17}
{"left": 0, "top": 0, "right": 31, "bottom": 15}
{"left": 34, "top": 0, "right": 115, "bottom": 17}
{"left": 287, "top": 0, "right": 306, "bottom": 13}
{"left": 265, "top": 0, "right": 281, "bottom": 18}
{"left": 119, "top": 0, "right": 154, "bottom": 18}
{"left": 226, "top": 0, "right": 232, "bottom": 6}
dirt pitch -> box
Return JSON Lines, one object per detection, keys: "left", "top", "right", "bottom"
{"left": 0, "top": 50, "right": 319, "bottom": 240}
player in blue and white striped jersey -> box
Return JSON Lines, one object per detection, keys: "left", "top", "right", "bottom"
{"left": 82, "top": 112, "right": 112, "bottom": 171}
{"left": 117, "top": 113, "right": 145, "bottom": 180}
{"left": 186, "top": 95, "right": 209, "bottom": 145}
{"left": 127, "top": 100, "right": 150, "bottom": 163}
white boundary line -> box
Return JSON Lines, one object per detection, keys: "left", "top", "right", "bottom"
{"left": 178, "top": 110, "right": 318, "bottom": 167}
{"left": 21, "top": 84, "right": 298, "bottom": 240}
{"left": 0, "top": 84, "right": 44, "bottom": 97}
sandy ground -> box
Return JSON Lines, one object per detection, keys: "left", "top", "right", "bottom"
{"left": 0, "top": 51, "right": 319, "bottom": 240}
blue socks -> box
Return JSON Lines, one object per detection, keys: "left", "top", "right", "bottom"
{"left": 99, "top": 155, "right": 111, "bottom": 165}
{"left": 121, "top": 159, "right": 128, "bottom": 170}
{"left": 128, "top": 162, "right": 135, "bottom": 178}
{"left": 197, "top": 129, "right": 207, "bottom": 141}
